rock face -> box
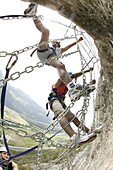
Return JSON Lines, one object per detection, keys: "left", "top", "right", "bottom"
{"left": 23, "top": 0, "right": 113, "bottom": 169}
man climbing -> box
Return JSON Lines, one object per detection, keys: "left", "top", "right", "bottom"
{"left": 24, "top": 3, "right": 94, "bottom": 101}
{"left": 0, "top": 146, "right": 18, "bottom": 170}
{"left": 47, "top": 67, "right": 102, "bottom": 145}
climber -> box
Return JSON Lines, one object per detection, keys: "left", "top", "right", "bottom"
{"left": 47, "top": 67, "right": 101, "bottom": 145}
{"left": 0, "top": 146, "right": 18, "bottom": 170}
{"left": 24, "top": 3, "right": 90, "bottom": 101}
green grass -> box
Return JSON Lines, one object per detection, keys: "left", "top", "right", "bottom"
{"left": 4, "top": 106, "right": 29, "bottom": 126}
{"left": 4, "top": 129, "right": 38, "bottom": 148}
{"left": 10, "top": 148, "right": 68, "bottom": 169}
{"left": 3, "top": 124, "right": 69, "bottom": 148}
{"left": 9, "top": 143, "right": 87, "bottom": 169}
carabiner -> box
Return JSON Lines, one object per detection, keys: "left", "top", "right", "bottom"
{"left": 6, "top": 54, "right": 18, "bottom": 70}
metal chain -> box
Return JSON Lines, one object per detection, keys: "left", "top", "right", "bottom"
{"left": 0, "top": 49, "right": 79, "bottom": 88}
{"left": 0, "top": 94, "right": 80, "bottom": 143}
{"left": 0, "top": 120, "right": 44, "bottom": 142}
{"left": 40, "top": 96, "right": 90, "bottom": 170}
{"left": 37, "top": 142, "right": 43, "bottom": 170}
{"left": 0, "top": 87, "right": 90, "bottom": 143}
{"left": 0, "top": 35, "right": 78, "bottom": 57}
{"left": 0, "top": 14, "right": 43, "bottom": 20}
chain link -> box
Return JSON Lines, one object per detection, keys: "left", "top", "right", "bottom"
{"left": 0, "top": 52, "right": 13, "bottom": 57}
{"left": 0, "top": 14, "right": 44, "bottom": 21}
{"left": 0, "top": 119, "right": 44, "bottom": 142}
{"left": 37, "top": 142, "right": 43, "bottom": 170}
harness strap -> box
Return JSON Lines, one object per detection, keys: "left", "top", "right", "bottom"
{"left": 30, "top": 47, "right": 49, "bottom": 57}
{"left": 30, "top": 48, "right": 38, "bottom": 57}
{"left": 50, "top": 47, "right": 56, "bottom": 55}
{"left": 30, "top": 47, "right": 56, "bottom": 57}
{"left": 46, "top": 98, "right": 56, "bottom": 118}
{"left": 46, "top": 96, "right": 66, "bottom": 120}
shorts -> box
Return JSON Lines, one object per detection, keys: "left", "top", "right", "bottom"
{"left": 37, "top": 46, "right": 56, "bottom": 65}
{"left": 51, "top": 99, "right": 76, "bottom": 119}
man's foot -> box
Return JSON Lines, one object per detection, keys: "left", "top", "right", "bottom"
{"left": 79, "top": 133, "right": 97, "bottom": 145}
{"left": 68, "top": 84, "right": 95, "bottom": 101}
{"left": 88, "top": 125, "right": 102, "bottom": 134}
{"left": 82, "top": 85, "right": 95, "bottom": 97}
{"left": 70, "top": 133, "right": 96, "bottom": 147}
{"left": 24, "top": 3, "right": 37, "bottom": 16}
{"left": 68, "top": 84, "right": 83, "bottom": 101}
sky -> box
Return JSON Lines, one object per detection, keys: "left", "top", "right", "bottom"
{"left": 0, "top": 0, "right": 100, "bottom": 128}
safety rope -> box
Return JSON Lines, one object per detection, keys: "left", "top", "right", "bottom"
{"left": 0, "top": 58, "right": 18, "bottom": 166}
{"left": 1, "top": 69, "right": 11, "bottom": 157}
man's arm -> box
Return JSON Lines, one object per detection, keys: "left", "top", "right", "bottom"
{"left": 12, "top": 161, "right": 18, "bottom": 170}
{"left": 53, "top": 68, "right": 95, "bottom": 88}
{"left": 61, "top": 37, "right": 83, "bottom": 53}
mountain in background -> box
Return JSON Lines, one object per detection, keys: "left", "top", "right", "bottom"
{"left": 6, "top": 84, "right": 50, "bottom": 124}
{"left": 0, "top": 70, "right": 60, "bottom": 132}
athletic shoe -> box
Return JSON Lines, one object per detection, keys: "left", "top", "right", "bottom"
{"left": 87, "top": 129, "right": 93, "bottom": 134}
{"left": 70, "top": 133, "right": 96, "bottom": 146}
{"left": 89, "top": 125, "right": 102, "bottom": 134}
{"left": 82, "top": 85, "right": 95, "bottom": 97}
{"left": 68, "top": 84, "right": 83, "bottom": 101}
{"left": 24, "top": 3, "right": 38, "bottom": 16}
{"left": 79, "top": 133, "right": 97, "bottom": 145}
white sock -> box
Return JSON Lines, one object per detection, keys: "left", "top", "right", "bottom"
{"left": 70, "top": 133, "right": 76, "bottom": 142}
{"left": 88, "top": 129, "right": 93, "bottom": 134}
{"left": 67, "top": 81, "right": 75, "bottom": 90}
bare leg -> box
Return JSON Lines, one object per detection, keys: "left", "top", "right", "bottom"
{"left": 60, "top": 116, "right": 89, "bottom": 138}
{"left": 33, "top": 19, "right": 72, "bottom": 85}
{"left": 50, "top": 58, "right": 72, "bottom": 85}
{"left": 33, "top": 19, "right": 49, "bottom": 50}
{"left": 60, "top": 116, "right": 75, "bottom": 137}
{"left": 68, "top": 117, "right": 89, "bottom": 133}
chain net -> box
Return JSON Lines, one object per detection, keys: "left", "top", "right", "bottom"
{"left": 0, "top": 13, "right": 100, "bottom": 170}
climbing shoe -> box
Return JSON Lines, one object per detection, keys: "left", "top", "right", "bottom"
{"left": 88, "top": 125, "right": 102, "bottom": 134}
{"left": 24, "top": 3, "right": 38, "bottom": 16}
{"left": 82, "top": 85, "right": 95, "bottom": 97}
{"left": 79, "top": 133, "right": 97, "bottom": 145}
{"left": 68, "top": 84, "right": 83, "bottom": 101}
{"left": 70, "top": 133, "right": 96, "bottom": 146}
